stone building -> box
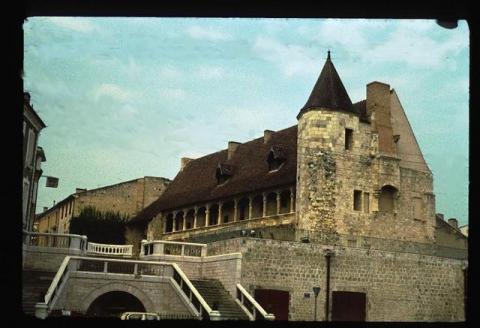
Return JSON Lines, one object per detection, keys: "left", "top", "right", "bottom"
{"left": 459, "top": 224, "right": 468, "bottom": 237}
{"left": 130, "top": 52, "right": 439, "bottom": 245}
{"left": 434, "top": 214, "right": 468, "bottom": 249}
{"left": 23, "top": 92, "right": 47, "bottom": 233}
{"left": 35, "top": 176, "right": 171, "bottom": 237}
{"left": 125, "top": 53, "right": 468, "bottom": 321}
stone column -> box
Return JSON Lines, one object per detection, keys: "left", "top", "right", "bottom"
{"left": 276, "top": 191, "right": 281, "bottom": 214}
{"left": 248, "top": 196, "right": 253, "bottom": 219}
{"left": 205, "top": 204, "right": 210, "bottom": 227}
{"left": 193, "top": 207, "right": 198, "bottom": 229}
{"left": 262, "top": 192, "right": 267, "bottom": 217}
{"left": 290, "top": 187, "right": 295, "bottom": 213}
{"left": 172, "top": 211, "right": 177, "bottom": 232}
{"left": 372, "top": 189, "right": 380, "bottom": 212}
{"left": 163, "top": 215, "right": 167, "bottom": 234}
{"left": 182, "top": 210, "right": 187, "bottom": 230}
{"left": 218, "top": 202, "right": 223, "bottom": 225}
{"left": 233, "top": 199, "right": 238, "bottom": 222}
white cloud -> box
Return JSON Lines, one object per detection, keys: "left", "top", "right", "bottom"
{"left": 315, "top": 19, "right": 373, "bottom": 50}
{"left": 253, "top": 36, "right": 319, "bottom": 77}
{"left": 364, "top": 27, "right": 465, "bottom": 68}
{"left": 45, "top": 17, "right": 94, "bottom": 32}
{"left": 93, "top": 83, "right": 139, "bottom": 102}
{"left": 317, "top": 19, "right": 465, "bottom": 69}
{"left": 186, "top": 25, "right": 232, "bottom": 41}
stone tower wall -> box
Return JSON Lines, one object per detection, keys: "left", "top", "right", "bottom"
{"left": 296, "top": 104, "right": 435, "bottom": 243}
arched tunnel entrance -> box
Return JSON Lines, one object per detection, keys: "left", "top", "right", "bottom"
{"left": 86, "top": 291, "right": 146, "bottom": 318}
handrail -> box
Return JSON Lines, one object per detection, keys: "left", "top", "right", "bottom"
{"left": 147, "top": 240, "right": 208, "bottom": 247}
{"left": 23, "top": 230, "right": 86, "bottom": 239}
{"left": 170, "top": 262, "right": 219, "bottom": 320}
{"left": 236, "top": 284, "right": 275, "bottom": 320}
{"left": 69, "top": 255, "right": 176, "bottom": 265}
{"left": 44, "top": 256, "right": 71, "bottom": 305}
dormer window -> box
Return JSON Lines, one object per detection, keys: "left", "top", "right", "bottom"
{"left": 267, "top": 145, "right": 286, "bottom": 172}
{"left": 216, "top": 163, "right": 233, "bottom": 185}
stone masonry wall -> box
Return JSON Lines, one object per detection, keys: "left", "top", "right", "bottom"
{"left": 200, "top": 253, "right": 243, "bottom": 297}
{"left": 207, "top": 238, "right": 465, "bottom": 322}
{"left": 23, "top": 247, "right": 83, "bottom": 272}
{"left": 297, "top": 109, "right": 435, "bottom": 243}
{"left": 73, "top": 177, "right": 170, "bottom": 220}
{"left": 296, "top": 110, "right": 344, "bottom": 233}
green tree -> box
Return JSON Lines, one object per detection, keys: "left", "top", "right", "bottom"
{"left": 69, "top": 206, "right": 129, "bottom": 244}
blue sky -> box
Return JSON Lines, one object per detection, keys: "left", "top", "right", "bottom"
{"left": 23, "top": 18, "right": 469, "bottom": 226}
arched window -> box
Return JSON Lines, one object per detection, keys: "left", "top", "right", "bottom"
{"left": 267, "top": 145, "right": 286, "bottom": 172}
{"left": 378, "top": 185, "right": 398, "bottom": 213}
{"left": 165, "top": 213, "right": 174, "bottom": 233}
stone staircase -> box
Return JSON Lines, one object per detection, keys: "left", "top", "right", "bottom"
{"left": 190, "top": 279, "right": 250, "bottom": 320}
{"left": 22, "top": 270, "right": 56, "bottom": 316}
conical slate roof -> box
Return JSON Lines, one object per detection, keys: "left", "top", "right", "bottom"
{"left": 297, "top": 51, "right": 358, "bottom": 119}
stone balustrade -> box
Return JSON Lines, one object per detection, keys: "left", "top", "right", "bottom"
{"left": 86, "top": 242, "right": 133, "bottom": 257}
{"left": 23, "top": 230, "right": 88, "bottom": 252}
{"left": 140, "top": 240, "right": 207, "bottom": 258}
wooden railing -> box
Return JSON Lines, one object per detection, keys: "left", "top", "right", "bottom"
{"left": 140, "top": 240, "right": 207, "bottom": 258}
{"left": 87, "top": 242, "right": 133, "bottom": 257}
{"left": 236, "top": 284, "right": 275, "bottom": 321}
{"left": 23, "top": 230, "right": 87, "bottom": 252}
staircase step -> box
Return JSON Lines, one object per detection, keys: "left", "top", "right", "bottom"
{"left": 190, "top": 279, "right": 250, "bottom": 320}
{"left": 22, "top": 269, "right": 56, "bottom": 318}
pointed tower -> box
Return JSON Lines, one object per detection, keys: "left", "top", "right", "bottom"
{"left": 296, "top": 52, "right": 359, "bottom": 233}
{"left": 297, "top": 51, "right": 358, "bottom": 119}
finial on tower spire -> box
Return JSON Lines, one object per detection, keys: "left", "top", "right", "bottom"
{"left": 327, "top": 50, "right": 331, "bottom": 60}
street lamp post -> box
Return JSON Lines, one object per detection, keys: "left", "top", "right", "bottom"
{"left": 313, "top": 286, "right": 321, "bottom": 321}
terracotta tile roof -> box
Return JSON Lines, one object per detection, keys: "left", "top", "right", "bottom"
{"left": 129, "top": 125, "right": 298, "bottom": 224}
{"left": 298, "top": 52, "right": 358, "bottom": 119}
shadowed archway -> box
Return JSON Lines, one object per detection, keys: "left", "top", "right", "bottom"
{"left": 86, "top": 291, "right": 146, "bottom": 318}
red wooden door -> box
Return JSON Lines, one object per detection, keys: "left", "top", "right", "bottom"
{"left": 331, "top": 291, "right": 366, "bottom": 321}
{"left": 254, "top": 289, "right": 289, "bottom": 320}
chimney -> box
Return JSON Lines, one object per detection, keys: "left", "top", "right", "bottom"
{"left": 181, "top": 157, "right": 193, "bottom": 170}
{"left": 436, "top": 213, "right": 444, "bottom": 221}
{"left": 264, "top": 130, "right": 274, "bottom": 144}
{"left": 367, "top": 81, "right": 395, "bottom": 154}
{"left": 43, "top": 206, "right": 48, "bottom": 212}
{"left": 448, "top": 218, "right": 458, "bottom": 229}
{"left": 228, "top": 142, "right": 241, "bottom": 160}
{"left": 76, "top": 188, "right": 87, "bottom": 193}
